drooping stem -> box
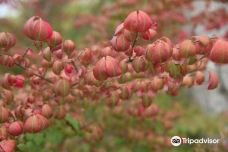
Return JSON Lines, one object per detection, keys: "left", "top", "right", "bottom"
{"left": 128, "top": 32, "right": 138, "bottom": 62}
{"left": 14, "top": 62, "right": 53, "bottom": 84}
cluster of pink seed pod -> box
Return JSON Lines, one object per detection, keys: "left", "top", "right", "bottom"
{"left": 0, "top": 10, "right": 228, "bottom": 152}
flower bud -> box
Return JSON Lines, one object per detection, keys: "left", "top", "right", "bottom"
{"left": 208, "top": 71, "right": 219, "bottom": 90}
{"left": 23, "top": 16, "right": 53, "bottom": 41}
{"left": 8, "top": 121, "right": 23, "bottom": 136}
{"left": 0, "top": 139, "right": 16, "bottom": 152}
{"left": 62, "top": 40, "right": 75, "bottom": 55}
{"left": 41, "top": 104, "right": 53, "bottom": 118}
{"left": 209, "top": 39, "right": 228, "bottom": 64}
{"left": 0, "top": 32, "right": 16, "bottom": 51}
{"left": 124, "top": 10, "right": 152, "bottom": 32}
{"left": 146, "top": 40, "right": 172, "bottom": 64}
{"left": 111, "top": 35, "right": 130, "bottom": 52}
{"left": 0, "top": 107, "right": 10, "bottom": 122}
{"left": 54, "top": 79, "right": 71, "bottom": 97}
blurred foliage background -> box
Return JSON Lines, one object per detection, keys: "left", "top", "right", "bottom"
{"left": 0, "top": 0, "right": 228, "bottom": 152}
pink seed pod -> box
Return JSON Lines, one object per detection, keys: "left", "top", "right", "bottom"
{"left": 172, "top": 47, "right": 181, "bottom": 61}
{"left": 93, "top": 56, "right": 122, "bottom": 81}
{"left": 114, "top": 23, "right": 124, "bottom": 35}
{"left": 124, "top": 10, "right": 152, "bottom": 32}
{"left": 133, "top": 46, "right": 145, "bottom": 56}
{"left": 100, "top": 46, "right": 117, "bottom": 58}
{"left": 110, "top": 34, "right": 130, "bottom": 52}
{"left": 79, "top": 48, "right": 93, "bottom": 65}
{"left": 0, "top": 139, "right": 16, "bottom": 152}
{"left": 105, "top": 56, "right": 122, "bottom": 77}
{"left": 0, "top": 55, "right": 15, "bottom": 67}
{"left": 208, "top": 71, "right": 219, "bottom": 90}
{"left": 119, "top": 59, "right": 129, "bottom": 74}
{"left": 36, "top": 114, "right": 49, "bottom": 130}
{"left": 84, "top": 70, "right": 100, "bottom": 86}
{"left": 0, "top": 107, "right": 10, "bottom": 122}
{"left": 209, "top": 39, "right": 228, "bottom": 64}
{"left": 123, "top": 29, "right": 137, "bottom": 41}
{"left": 8, "top": 121, "right": 23, "bottom": 136}
{"left": 1, "top": 89, "right": 13, "bottom": 103}
{"left": 195, "top": 71, "right": 205, "bottom": 85}
{"left": 92, "top": 57, "right": 109, "bottom": 81}
{"left": 62, "top": 40, "right": 76, "bottom": 55}
{"left": 41, "top": 104, "right": 53, "bottom": 118}
{"left": 148, "top": 77, "right": 164, "bottom": 91}
{"left": 47, "top": 31, "right": 62, "bottom": 50}
{"left": 24, "top": 114, "right": 48, "bottom": 133}
{"left": 64, "top": 64, "right": 74, "bottom": 75}
{"left": 179, "top": 39, "right": 197, "bottom": 58}
{"left": 54, "top": 49, "right": 63, "bottom": 59}
{"left": 23, "top": 16, "right": 53, "bottom": 41}
{"left": 0, "top": 32, "right": 16, "bottom": 51}
{"left": 140, "top": 28, "right": 157, "bottom": 40}
{"left": 14, "top": 75, "right": 25, "bottom": 88}
{"left": 146, "top": 40, "right": 172, "bottom": 64}
{"left": 52, "top": 60, "right": 64, "bottom": 75}
{"left": 192, "top": 35, "right": 210, "bottom": 47}
{"left": 54, "top": 79, "right": 71, "bottom": 97}
{"left": 0, "top": 126, "right": 8, "bottom": 140}
{"left": 132, "top": 56, "right": 147, "bottom": 73}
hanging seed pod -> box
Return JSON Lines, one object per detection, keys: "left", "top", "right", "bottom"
{"left": 52, "top": 60, "right": 64, "bottom": 75}
{"left": 62, "top": 40, "right": 75, "bottom": 55}
{"left": 0, "top": 126, "right": 8, "bottom": 140}
{"left": 23, "top": 16, "right": 53, "bottom": 41}
{"left": 0, "top": 106, "right": 10, "bottom": 122}
{"left": 8, "top": 121, "right": 23, "bottom": 136}
{"left": 24, "top": 114, "right": 41, "bottom": 133}
{"left": 54, "top": 79, "right": 71, "bottom": 97}
{"left": 42, "top": 47, "right": 52, "bottom": 61}
{"left": 41, "top": 104, "right": 53, "bottom": 118}
{"left": 0, "top": 139, "right": 16, "bottom": 152}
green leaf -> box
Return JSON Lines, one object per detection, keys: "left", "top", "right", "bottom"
{"left": 65, "top": 114, "right": 81, "bottom": 134}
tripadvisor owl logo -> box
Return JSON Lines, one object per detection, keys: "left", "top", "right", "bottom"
{"left": 171, "top": 136, "right": 182, "bottom": 146}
